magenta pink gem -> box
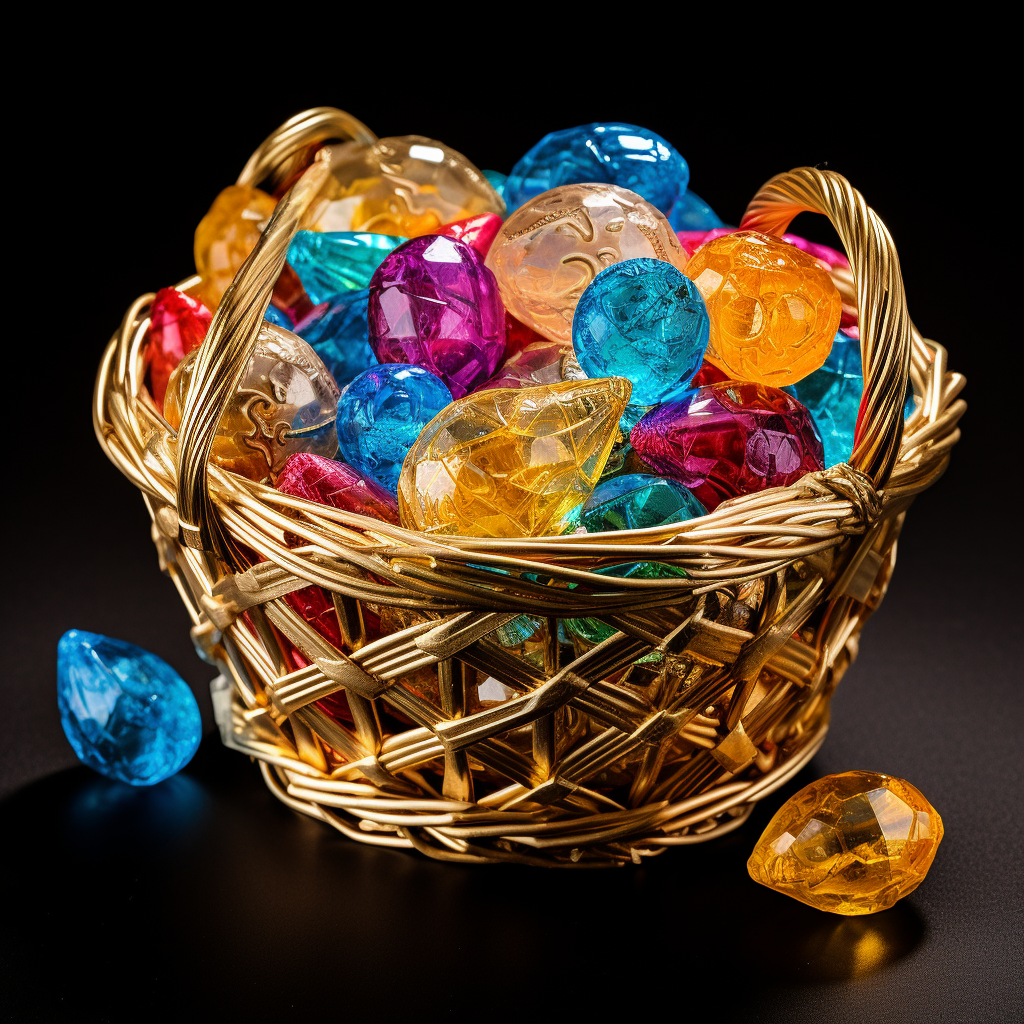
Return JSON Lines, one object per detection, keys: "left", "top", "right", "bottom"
{"left": 276, "top": 453, "right": 399, "bottom": 525}
{"left": 367, "top": 235, "right": 506, "bottom": 398}
{"left": 438, "top": 213, "right": 504, "bottom": 257}
{"left": 630, "top": 382, "right": 824, "bottom": 511}
{"left": 476, "top": 340, "right": 568, "bottom": 391}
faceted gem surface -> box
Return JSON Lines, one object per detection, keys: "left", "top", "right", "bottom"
{"left": 482, "top": 169, "right": 508, "bottom": 201}
{"left": 309, "top": 135, "right": 504, "bottom": 236}
{"left": 194, "top": 185, "right": 277, "bottom": 306}
{"left": 684, "top": 230, "right": 842, "bottom": 386}
{"left": 164, "top": 322, "right": 340, "bottom": 481}
{"left": 336, "top": 364, "right": 453, "bottom": 494}
{"left": 399, "top": 377, "right": 631, "bottom": 537}
{"left": 146, "top": 287, "right": 212, "bottom": 411}
{"left": 437, "top": 213, "right": 504, "bottom": 257}
{"left": 748, "top": 770, "right": 944, "bottom": 916}
{"left": 487, "top": 183, "right": 689, "bottom": 346}
{"left": 630, "top": 382, "right": 824, "bottom": 510}
{"left": 668, "top": 189, "right": 724, "bottom": 233}
{"left": 57, "top": 630, "right": 202, "bottom": 786}
{"left": 276, "top": 451, "right": 399, "bottom": 524}
{"left": 293, "top": 287, "right": 377, "bottom": 388}
{"left": 368, "top": 235, "right": 506, "bottom": 398}
{"left": 287, "top": 230, "right": 405, "bottom": 305}
{"left": 477, "top": 340, "right": 570, "bottom": 391}
{"left": 503, "top": 312, "right": 548, "bottom": 358}
{"left": 263, "top": 304, "right": 292, "bottom": 329}
{"left": 572, "top": 258, "right": 710, "bottom": 406}
{"left": 579, "top": 472, "right": 707, "bottom": 533}
{"left": 564, "top": 561, "right": 687, "bottom": 645}
{"left": 503, "top": 123, "right": 689, "bottom": 214}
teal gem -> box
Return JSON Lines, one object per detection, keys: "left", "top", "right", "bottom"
{"left": 580, "top": 473, "right": 707, "bottom": 533}
{"left": 294, "top": 288, "right": 377, "bottom": 388}
{"left": 263, "top": 306, "right": 292, "bottom": 328}
{"left": 482, "top": 169, "right": 508, "bottom": 204}
{"left": 793, "top": 331, "right": 917, "bottom": 468}
{"left": 57, "top": 630, "right": 202, "bottom": 786}
{"left": 288, "top": 231, "right": 405, "bottom": 305}
{"left": 667, "top": 189, "right": 724, "bottom": 232}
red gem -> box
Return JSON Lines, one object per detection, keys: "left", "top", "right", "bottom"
{"left": 437, "top": 213, "right": 504, "bottom": 257}
{"left": 502, "top": 311, "right": 548, "bottom": 359}
{"left": 630, "top": 382, "right": 824, "bottom": 510}
{"left": 689, "top": 359, "right": 729, "bottom": 389}
{"left": 272, "top": 263, "right": 316, "bottom": 325}
{"left": 146, "top": 288, "right": 212, "bottom": 410}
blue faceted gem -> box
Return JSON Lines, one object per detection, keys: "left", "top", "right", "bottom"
{"left": 667, "top": 189, "right": 725, "bottom": 232}
{"left": 263, "top": 305, "right": 292, "bottom": 328}
{"left": 288, "top": 230, "right": 405, "bottom": 305}
{"left": 336, "top": 363, "right": 452, "bottom": 494}
{"left": 572, "top": 258, "right": 710, "bottom": 407}
{"left": 57, "top": 630, "right": 202, "bottom": 786}
{"left": 580, "top": 473, "right": 707, "bottom": 533}
{"left": 504, "top": 123, "right": 689, "bottom": 214}
{"left": 482, "top": 169, "right": 508, "bottom": 203}
{"left": 293, "top": 288, "right": 377, "bottom": 388}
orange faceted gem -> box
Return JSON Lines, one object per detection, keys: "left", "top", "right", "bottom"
{"left": 194, "top": 185, "right": 277, "bottom": 306}
{"left": 685, "top": 230, "right": 841, "bottom": 387}
{"left": 748, "top": 770, "right": 943, "bottom": 916}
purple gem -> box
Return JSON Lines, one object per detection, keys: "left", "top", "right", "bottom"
{"left": 367, "top": 235, "right": 506, "bottom": 398}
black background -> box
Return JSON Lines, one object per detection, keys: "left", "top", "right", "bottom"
{"left": 2, "top": 33, "right": 1019, "bottom": 1024}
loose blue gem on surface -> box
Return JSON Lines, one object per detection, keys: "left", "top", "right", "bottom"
{"left": 336, "top": 363, "right": 453, "bottom": 494}
{"left": 503, "top": 123, "right": 689, "bottom": 214}
{"left": 572, "top": 258, "right": 710, "bottom": 407}
{"left": 580, "top": 472, "right": 707, "bottom": 533}
{"left": 294, "top": 288, "right": 377, "bottom": 388}
{"left": 56, "top": 630, "right": 202, "bottom": 786}
{"left": 288, "top": 231, "right": 405, "bottom": 305}
{"left": 667, "top": 189, "right": 725, "bottom": 232}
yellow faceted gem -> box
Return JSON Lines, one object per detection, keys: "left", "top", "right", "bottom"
{"left": 487, "top": 183, "right": 689, "bottom": 345}
{"left": 194, "top": 185, "right": 277, "bottom": 307}
{"left": 685, "top": 230, "right": 842, "bottom": 387}
{"left": 398, "top": 378, "right": 631, "bottom": 537}
{"left": 308, "top": 136, "right": 504, "bottom": 236}
{"left": 748, "top": 770, "right": 944, "bottom": 916}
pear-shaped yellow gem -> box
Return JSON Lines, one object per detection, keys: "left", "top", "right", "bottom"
{"left": 398, "top": 378, "right": 631, "bottom": 537}
{"left": 748, "top": 770, "right": 943, "bottom": 916}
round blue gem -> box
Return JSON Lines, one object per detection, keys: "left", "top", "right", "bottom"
{"left": 667, "top": 189, "right": 725, "bottom": 232}
{"left": 57, "top": 630, "right": 202, "bottom": 786}
{"left": 572, "top": 258, "right": 710, "bottom": 407}
{"left": 504, "top": 123, "right": 689, "bottom": 213}
{"left": 294, "top": 288, "right": 377, "bottom": 388}
{"left": 336, "top": 363, "right": 452, "bottom": 494}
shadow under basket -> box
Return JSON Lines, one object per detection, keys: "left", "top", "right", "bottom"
{"left": 94, "top": 107, "right": 965, "bottom": 867}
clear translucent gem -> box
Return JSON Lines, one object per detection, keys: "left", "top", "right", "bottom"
{"left": 57, "top": 630, "right": 202, "bottom": 786}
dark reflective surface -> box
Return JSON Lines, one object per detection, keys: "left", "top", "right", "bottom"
{"left": 1, "top": 742, "right": 927, "bottom": 1021}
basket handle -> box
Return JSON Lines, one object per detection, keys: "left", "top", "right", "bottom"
{"left": 740, "top": 167, "right": 912, "bottom": 489}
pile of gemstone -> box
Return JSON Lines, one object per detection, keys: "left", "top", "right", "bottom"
{"left": 147, "top": 120, "right": 910, "bottom": 663}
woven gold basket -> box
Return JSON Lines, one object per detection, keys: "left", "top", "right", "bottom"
{"left": 94, "top": 108, "right": 965, "bottom": 866}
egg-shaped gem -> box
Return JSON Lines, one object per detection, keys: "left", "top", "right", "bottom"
{"left": 164, "top": 322, "right": 341, "bottom": 481}
{"left": 630, "top": 382, "right": 825, "bottom": 510}
{"left": 572, "top": 258, "right": 710, "bottom": 406}
{"left": 486, "top": 183, "right": 689, "bottom": 346}
{"left": 293, "top": 287, "right": 377, "bottom": 388}
{"left": 399, "top": 377, "right": 631, "bottom": 537}
{"left": 337, "top": 364, "right": 453, "bottom": 495}
{"left": 684, "top": 230, "right": 842, "bottom": 387}
{"left": 503, "top": 123, "right": 689, "bottom": 215}
{"left": 194, "top": 185, "right": 277, "bottom": 307}
{"left": 308, "top": 135, "right": 505, "bottom": 236}
{"left": 368, "top": 235, "right": 506, "bottom": 398}
{"left": 146, "top": 287, "right": 212, "bottom": 411}
{"left": 579, "top": 472, "right": 707, "bottom": 533}
{"left": 287, "top": 230, "right": 405, "bottom": 305}
{"left": 476, "top": 340, "right": 570, "bottom": 392}
{"left": 57, "top": 630, "right": 202, "bottom": 786}
{"left": 667, "top": 189, "right": 724, "bottom": 233}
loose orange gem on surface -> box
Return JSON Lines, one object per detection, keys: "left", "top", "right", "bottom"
{"left": 194, "top": 185, "right": 277, "bottom": 306}
{"left": 747, "top": 770, "right": 943, "bottom": 916}
{"left": 685, "top": 230, "right": 841, "bottom": 387}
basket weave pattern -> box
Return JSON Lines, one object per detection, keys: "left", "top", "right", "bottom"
{"left": 94, "top": 109, "right": 965, "bottom": 866}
